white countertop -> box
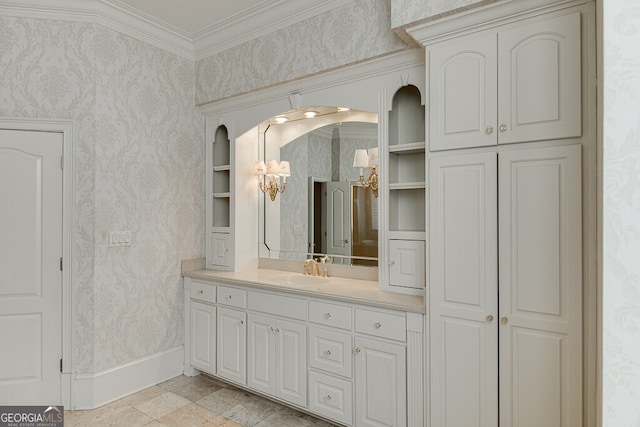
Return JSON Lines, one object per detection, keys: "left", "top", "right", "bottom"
{"left": 183, "top": 268, "right": 425, "bottom": 314}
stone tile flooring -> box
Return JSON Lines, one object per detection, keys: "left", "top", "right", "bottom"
{"left": 65, "top": 374, "right": 337, "bottom": 427}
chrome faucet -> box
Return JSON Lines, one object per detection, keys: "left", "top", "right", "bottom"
{"left": 303, "top": 259, "right": 320, "bottom": 276}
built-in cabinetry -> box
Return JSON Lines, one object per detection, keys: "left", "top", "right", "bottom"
{"left": 428, "top": 11, "right": 581, "bottom": 151}
{"left": 207, "top": 122, "right": 233, "bottom": 270}
{"left": 382, "top": 85, "right": 426, "bottom": 294}
{"left": 413, "top": 4, "right": 591, "bottom": 427}
{"left": 183, "top": 276, "right": 424, "bottom": 426}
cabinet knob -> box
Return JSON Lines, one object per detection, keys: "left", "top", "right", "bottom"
{"left": 344, "top": 239, "right": 350, "bottom": 244}
{"left": 485, "top": 125, "right": 494, "bottom": 135}
{"left": 324, "top": 312, "right": 332, "bottom": 319}
{"left": 500, "top": 316, "right": 509, "bottom": 325}
{"left": 499, "top": 123, "right": 508, "bottom": 133}
{"left": 374, "top": 322, "right": 382, "bottom": 329}
{"left": 325, "top": 394, "right": 332, "bottom": 401}
{"left": 324, "top": 350, "right": 332, "bottom": 357}
{"left": 486, "top": 315, "right": 494, "bottom": 323}
{"left": 240, "top": 320, "right": 244, "bottom": 325}
{"left": 227, "top": 294, "right": 232, "bottom": 300}
{"left": 388, "top": 261, "right": 395, "bottom": 266}
{"left": 275, "top": 328, "right": 280, "bottom": 333}
{"left": 199, "top": 290, "right": 204, "bottom": 294}
{"left": 354, "top": 347, "right": 361, "bottom": 354}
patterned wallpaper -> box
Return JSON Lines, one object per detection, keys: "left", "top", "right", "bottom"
{"left": 391, "top": 0, "right": 496, "bottom": 28}
{"left": 194, "top": 0, "right": 408, "bottom": 105}
{"left": 602, "top": 0, "right": 640, "bottom": 424}
{"left": 0, "top": 16, "right": 204, "bottom": 374}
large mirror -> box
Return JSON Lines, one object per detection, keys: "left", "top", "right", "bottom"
{"left": 258, "top": 107, "right": 379, "bottom": 266}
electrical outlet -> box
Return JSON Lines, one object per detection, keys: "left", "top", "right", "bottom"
{"left": 109, "top": 231, "right": 131, "bottom": 247}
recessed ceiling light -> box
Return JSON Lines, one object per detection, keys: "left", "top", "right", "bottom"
{"left": 304, "top": 111, "right": 318, "bottom": 118}
{"left": 337, "top": 107, "right": 350, "bottom": 112}
{"left": 274, "top": 116, "right": 288, "bottom": 124}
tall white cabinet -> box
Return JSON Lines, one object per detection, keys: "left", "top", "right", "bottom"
{"left": 413, "top": 3, "right": 591, "bottom": 427}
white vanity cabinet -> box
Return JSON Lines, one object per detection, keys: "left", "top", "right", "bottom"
{"left": 216, "top": 286, "right": 248, "bottom": 385}
{"left": 183, "top": 275, "right": 424, "bottom": 426}
{"left": 188, "top": 282, "right": 216, "bottom": 374}
{"left": 428, "top": 11, "right": 581, "bottom": 151}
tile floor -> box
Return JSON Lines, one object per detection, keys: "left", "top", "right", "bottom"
{"left": 65, "top": 374, "right": 337, "bottom": 427}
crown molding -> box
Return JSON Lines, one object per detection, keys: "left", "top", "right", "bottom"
{"left": 192, "top": 0, "right": 355, "bottom": 61}
{"left": 0, "top": 0, "right": 354, "bottom": 62}
{"left": 0, "top": 0, "right": 194, "bottom": 59}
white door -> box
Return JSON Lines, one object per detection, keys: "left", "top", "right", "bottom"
{"left": 247, "top": 314, "right": 275, "bottom": 395}
{"left": 326, "top": 182, "right": 351, "bottom": 262}
{"left": 354, "top": 336, "right": 406, "bottom": 427}
{"left": 428, "top": 151, "right": 499, "bottom": 427}
{"left": 428, "top": 33, "right": 498, "bottom": 151}
{"left": 498, "top": 145, "right": 582, "bottom": 427}
{"left": 275, "top": 319, "right": 306, "bottom": 407}
{"left": 216, "top": 307, "right": 246, "bottom": 385}
{"left": 497, "top": 12, "right": 581, "bottom": 144}
{"left": 0, "top": 129, "right": 63, "bottom": 405}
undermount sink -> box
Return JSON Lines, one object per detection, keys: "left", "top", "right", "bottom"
{"left": 267, "top": 274, "right": 329, "bottom": 286}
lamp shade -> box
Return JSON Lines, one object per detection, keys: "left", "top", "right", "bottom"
{"left": 265, "top": 159, "right": 279, "bottom": 176}
{"left": 254, "top": 160, "right": 266, "bottom": 175}
{"left": 353, "top": 149, "right": 369, "bottom": 168}
{"left": 367, "top": 147, "right": 379, "bottom": 167}
{"left": 278, "top": 160, "right": 291, "bottom": 177}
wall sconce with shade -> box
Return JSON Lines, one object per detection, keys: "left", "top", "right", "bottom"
{"left": 255, "top": 159, "right": 291, "bottom": 201}
{"left": 353, "top": 147, "right": 379, "bottom": 198}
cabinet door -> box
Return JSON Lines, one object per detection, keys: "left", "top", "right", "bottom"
{"left": 498, "top": 145, "right": 582, "bottom": 427}
{"left": 429, "top": 33, "right": 498, "bottom": 151}
{"left": 276, "top": 319, "right": 307, "bottom": 407}
{"left": 498, "top": 12, "right": 581, "bottom": 144}
{"left": 428, "top": 152, "right": 499, "bottom": 427}
{"left": 216, "top": 307, "right": 246, "bottom": 385}
{"left": 354, "top": 337, "right": 406, "bottom": 427}
{"left": 247, "top": 314, "right": 275, "bottom": 395}
{"left": 211, "top": 232, "right": 232, "bottom": 267}
{"left": 190, "top": 301, "right": 216, "bottom": 373}
{"left": 389, "top": 239, "right": 425, "bottom": 289}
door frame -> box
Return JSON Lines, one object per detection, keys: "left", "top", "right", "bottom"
{"left": 0, "top": 117, "right": 74, "bottom": 407}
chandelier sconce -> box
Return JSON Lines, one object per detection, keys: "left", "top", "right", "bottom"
{"left": 353, "top": 147, "right": 379, "bottom": 198}
{"left": 255, "top": 159, "right": 291, "bottom": 201}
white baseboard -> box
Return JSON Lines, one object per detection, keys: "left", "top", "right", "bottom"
{"left": 72, "top": 346, "right": 184, "bottom": 410}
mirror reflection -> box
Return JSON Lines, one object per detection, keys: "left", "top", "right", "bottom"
{"left": 259, "top": 108, "right": 378, "bottom": 266}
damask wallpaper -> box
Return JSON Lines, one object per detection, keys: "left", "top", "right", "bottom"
{"left": 194, "top": 0, "right": 408, "bottom": 105}
{"left": 602, "top": 0, "right": 640, "bottom": 424}
{"left": 391, "top": 0, "right": 496, "bottom": 29}
{"left": 0, "top": 16, "right": 204, "bottom": 374}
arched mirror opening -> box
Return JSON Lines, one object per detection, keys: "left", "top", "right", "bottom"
{"left": 257, "top": 106, "right": 379, "bottom": 267}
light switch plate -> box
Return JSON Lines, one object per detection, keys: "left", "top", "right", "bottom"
{"left": 109, "top": 231, "right": 131, "bottom": 247}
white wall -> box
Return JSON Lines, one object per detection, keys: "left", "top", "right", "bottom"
{"left": 602, "top": 0, "right": 640, "bottom": 425}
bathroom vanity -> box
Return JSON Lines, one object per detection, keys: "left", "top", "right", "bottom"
{"left": 183, "top": 268, "right": 424, "bottom": 426}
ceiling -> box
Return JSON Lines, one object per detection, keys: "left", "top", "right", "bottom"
{"left": 115, "top": 0, "right": 278, "bottom": 35}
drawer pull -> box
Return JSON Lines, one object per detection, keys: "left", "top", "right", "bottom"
{"left": 324, "top": 394, "right": 332, "bottom": 401}
{"left": 374, "top": 322, "right": 382, "bottom": 329}
{"left": 354, "top": 347, "right": 361, "bottom": 354}
{"left": 226, "top": 294, "right": 232, "bottom": 300}
{"left": 199, "top": 290, "right": 204, "bottom": 294}
{"left": 324, "top": 312, "right": 332, "bottom": 319}
{"left": 323, "top": 350, "right": 332, "bottom": 357}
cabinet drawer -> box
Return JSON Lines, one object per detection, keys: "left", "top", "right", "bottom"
{"left": 355, "top": 308, "right": 406, "bottom": 342}
{"left": 309, "top": 327, "right": 352, "bottom": 378}
{"left": 247, "top": 291, "right": 306, "bottom": 321}
{"left": 308, "top": 300, "right": 352, "bottom": 330}
{"left": 308, "top": 370, "right": 353, "bottom": 426}
{"left": 217, "top": 286, "right": 247, "bottom": 309}
{"left": 190, "top": 281, "right": 216, "bottom": 303}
